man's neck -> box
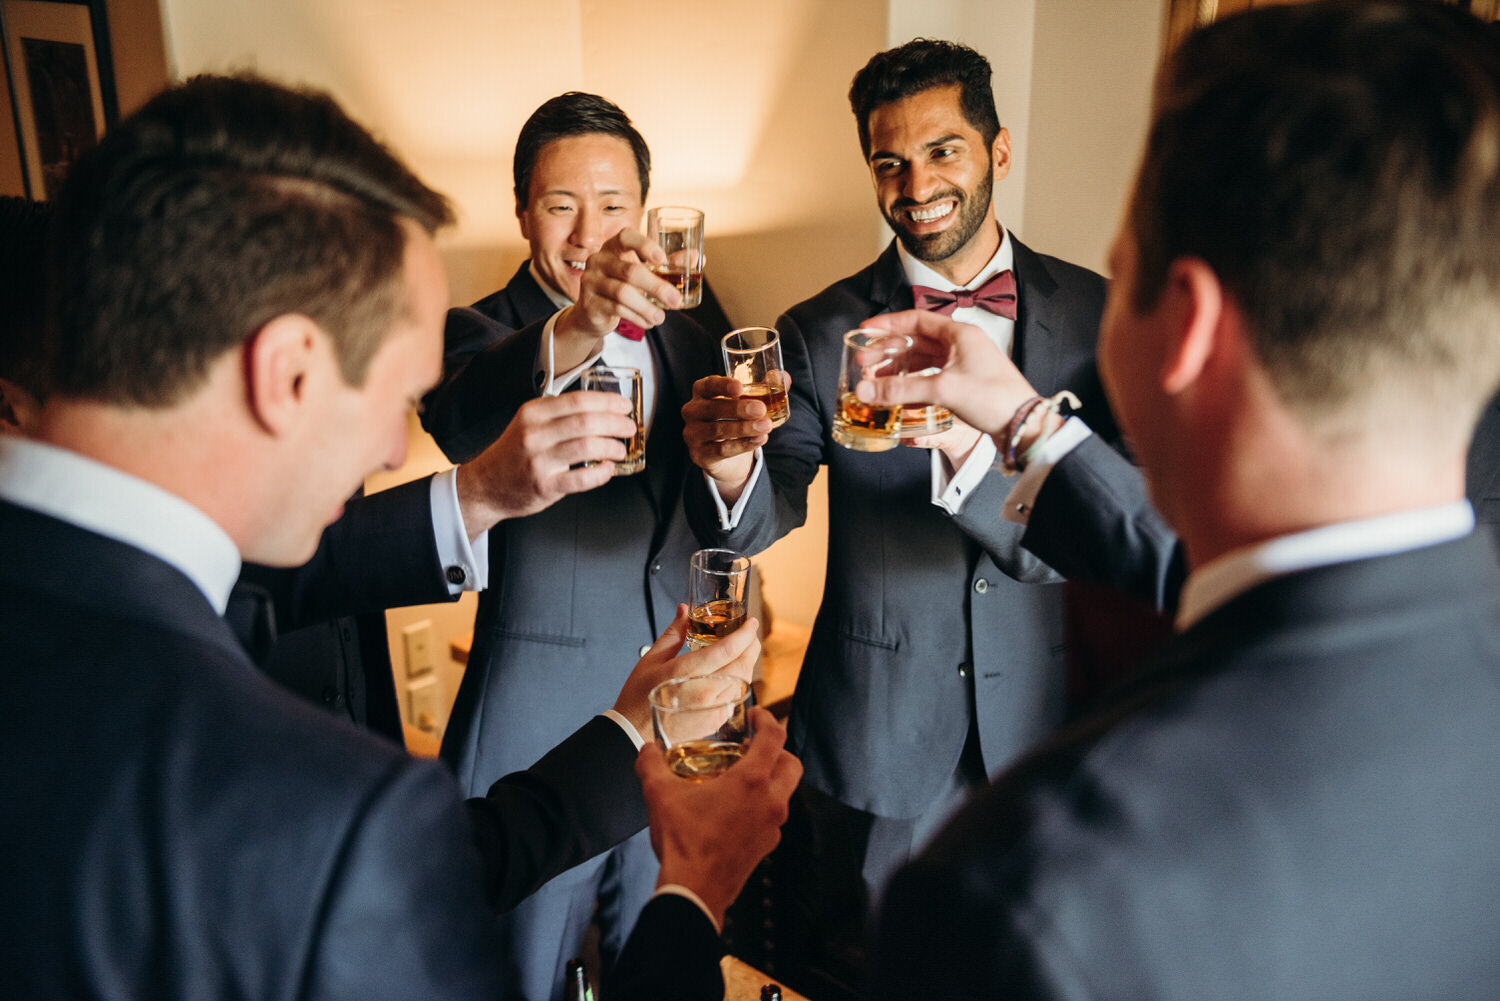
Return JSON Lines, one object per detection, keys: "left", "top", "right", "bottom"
{"left": 924, "top": 216, "right": 1004, "bottom": 286}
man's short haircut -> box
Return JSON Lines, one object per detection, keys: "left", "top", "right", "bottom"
{"left": 48, "top": 73, "right": 453, "bottom": 408}
{"left": 1130, "top": 0, "right": 1500, "bottom": 419}
{"left": 512, "top": 92, "right": 651, "bottom": 207}
{"left": 848, "top": 39, "right": 1002, "bottom": 158}
{"left": 0, "top": 196, "right": 52, "bottom": 401}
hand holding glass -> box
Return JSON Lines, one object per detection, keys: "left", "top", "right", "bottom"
{"left": 832, "top": 329, "right": 913, "bottom": 452}
{"left": 646, "top": 206, "right": 704, "bottom": 309}
{"left": 688, "top": 548, "right": 750, "bottom": 650}
{"left": 579, "top": 365, "right": 645, "bottom": 475}
{"left": 721, "top": 326, "right": 789, "bottom": 429}
{"left": 650, "top": 675, "right": 752, "bottom": 780}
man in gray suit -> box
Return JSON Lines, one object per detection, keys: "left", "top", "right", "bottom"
{"left": 859, "top": 2, "right": 1500, "bottom": 996}
{"left": 680, "top": 39, "right": 1127, "bottom": 982}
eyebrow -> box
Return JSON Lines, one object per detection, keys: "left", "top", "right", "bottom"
{"left": 536, "top": 186, "right": 632, "bottom": 199}
{"left": 869, "top": 133, "right": 968, "bottom": 162}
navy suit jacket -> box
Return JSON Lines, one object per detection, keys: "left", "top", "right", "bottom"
{"left": 422, "top": 264, "right": 721, "bottom": 788}
{"left": 0, "top": 498, "right": 722, "bottom": 1000}
{"left": 1022, "top": 389, "right": 1500, "bottom": 617}
{"left": 875, "top": 533, "right": 1500, "bottom": 1000}
{"left": 684, "top": 237, "right": 1118, "bottom": 818}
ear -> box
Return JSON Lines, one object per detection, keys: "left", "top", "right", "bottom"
{"left": 516, "top": 194, "right": 531, "bottom": 241}
{"left": 0, "top": 377, "right": 38, "bottom": 434}
{"left": 1159, "top": 257, "right": 1225, "bottom": 396}
{"left": 244, "top": 313, "right": 321, "bottom": 436}
{"left": 991, "top": 127, "right": 1012, "bottom": 182}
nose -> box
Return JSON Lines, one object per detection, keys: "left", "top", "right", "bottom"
{"left": 382, "top": 420, "right": 409, "bottom": 472}
{"left": 905, "top": 159, "right": 941, "bottom": 204}
{"left": 570, "top": 205, "right": 606, "bottom": 253}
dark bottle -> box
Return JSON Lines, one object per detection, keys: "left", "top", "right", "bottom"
{"left": 564, "top": 958, "right": 594, "bottom": 1001}
{"left": 761, "top": 984, "right": 783, "bottom": 1001}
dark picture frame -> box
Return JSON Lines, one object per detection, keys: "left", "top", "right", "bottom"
{"left": 0, "top": 0, "right": 117, "bottom": 200}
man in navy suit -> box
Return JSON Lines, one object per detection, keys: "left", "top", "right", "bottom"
{"left": 680, "top": 40, "right": 1122, "bottom": 980}
{"left": 419, "top": 92, "right": 725, "bottom": 1001}
{"left": 0, "top": 73, "right": 799, "bottom": 1001}
{"left": 859, "top": 2, "right": 1500, "bottom": 996}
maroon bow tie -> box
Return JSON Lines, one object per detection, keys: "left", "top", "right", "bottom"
{"left": 912, "top": 269, "right": 1017, "bottom": 319}
{"left": 615, "top": 320, "right": 646, "bottom": 341}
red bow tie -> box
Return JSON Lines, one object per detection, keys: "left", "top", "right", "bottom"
{"left": 911, "top": 269, "right": 1017, "bottom": 319}
{"left": 615, "top": 320, "right": 646, "bottom": 341}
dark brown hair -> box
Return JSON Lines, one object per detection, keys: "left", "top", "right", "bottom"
{"left": 49, "top": 73, "right": 453, "bottom": 407}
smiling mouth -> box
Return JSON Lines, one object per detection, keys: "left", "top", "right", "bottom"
{"left": 565, "top": 260, "right": 586, "bottom": 272}
{"left": 903, "top": 200, "right": 956, "bottom": 226}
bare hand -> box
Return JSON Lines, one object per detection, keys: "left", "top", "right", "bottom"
{"left": 553, "top": 228, "right": 679, "bottom": 369}
{"left": 456, "top": 391, "right": 637, "bottom": 536}
{"left": 682, "top": 374, "right": 788, "bottom": 500}
{"left": 636, "top": 706, "right": 802, "bottom": 926}
{"left": 906, "top": 416, "right": 984, "bottom": 471}
{"left": 856, "top": 309, "right": 1037, "bottom": 435}
{"left": 612, "top": 604, "right": 761, "bottom": 738}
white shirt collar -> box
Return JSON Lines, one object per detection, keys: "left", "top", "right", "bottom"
{"left": 0, "top": 436, "right": 242, "bottom": 613}
{"left": 897, "top": 223, "right": 1014, "bottom": 292}
{"left": 1176, "top": 501, "right": 1476, "bottom": 631}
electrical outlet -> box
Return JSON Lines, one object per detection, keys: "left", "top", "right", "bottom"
{"left": 402, "top": 619, "right": 436, "bottom": 678}
{"left": 407, "top": 678, "right": 439, "bottom": 732}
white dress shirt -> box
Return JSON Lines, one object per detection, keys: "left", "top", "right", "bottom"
{"left": 1176, "top": 501, "right": 1475, "bottom": 631}
{"left": 0, "top": 436, "right": 244, "bottom": 611}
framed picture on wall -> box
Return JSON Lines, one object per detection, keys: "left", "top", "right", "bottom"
{"left": 0, "top": 0, "right": 118, "bottom": 200}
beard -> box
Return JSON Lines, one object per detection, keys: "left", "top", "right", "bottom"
{"left": 884, "top": 165, "right": 995, "bottom": 264}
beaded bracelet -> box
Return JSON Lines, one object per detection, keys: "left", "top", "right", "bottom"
{"left": 1001, "top": 390, "right": 1081, "bottom": 474}
{"left": 999, "top": 395, "right": 1046, "bottom": 472}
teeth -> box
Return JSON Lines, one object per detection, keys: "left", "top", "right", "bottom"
{"left": 909, "top": 202, "right": 953, "bottom": 224}
{"left": 566, "top": 261, "right": 586, "bottom": 271}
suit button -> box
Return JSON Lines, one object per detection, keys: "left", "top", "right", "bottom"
{"left": 321, "top": 686, "right": 338, "bottom": 705}
{"left": 957, "top": 662, "right": 971, "bottom": 679}
{"left": 639, "top": 644, "right": 652, "bottom": 657}
{"left": 650, "top": 561, "right": 662, "bottom": 574}
{"left": 973, "top": 578, "right": 990, "bottom": 594}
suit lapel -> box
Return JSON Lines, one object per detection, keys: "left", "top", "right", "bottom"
{"left": 1010, "top": 237, "right": 1065, "bottom": 393}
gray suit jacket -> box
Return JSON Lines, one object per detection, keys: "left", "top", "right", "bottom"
{"left": 421, "top": 268, "right": 721, "bottom": 787}
{"left": 875, "top": 533, "right": 1500, "bottom": 1000}
{"left": 685, "top": 237, "right": 1118, "bottom": 818}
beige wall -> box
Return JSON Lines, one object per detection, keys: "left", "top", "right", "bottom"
{"left": 155, "top": 0, "right": 1166, "bottom": 736}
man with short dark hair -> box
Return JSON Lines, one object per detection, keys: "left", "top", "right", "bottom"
{"left": 419, "top": 90, "right": 724, "bottom": 1001}
{"left": 861, "top": 2, "right": 1500, "bottom": 996}
{"left": 680, "top": 40, "right": 1125, "bottom": 974}
{"left": 0, "top": 73, "right": 798, "bottom": 1001}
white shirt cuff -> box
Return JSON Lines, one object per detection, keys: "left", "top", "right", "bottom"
{"left": 536, "top": 310, "right": 603, "bottom": 396}
{"left": 601, "top": 709, "right": 645, "bottom": 750}
{"left": 1001, "top": 417, "right": 1093, "bottom": 525}
{"left": 653, "top": 884, "right": 722, "bottom": 933}
{"left": 707, "top": 447, "right": 766, "bottom": 530}
{"left": 932, "top": 433, "right": 998, "bottom": 515}
{"left": 430, "top": 468, "right": 488, "bottom": 593}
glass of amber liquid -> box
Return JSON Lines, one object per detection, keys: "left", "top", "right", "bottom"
{"left": 896, "top": 366, "right": 955, "bottom": 445}
{"left": 646, "top": 206, "right": 704, "bottom": 308}
{"left": 687, "top": 548, "right": 750, "bottom": 650}
{"left": 722, "top": 326, "right": 790, "bottom": 429}
{"left": 579, "top": 365, "right": 645, "bottom": 475}
{"left": 832, "top": 328, "right": 912, "bottom": 452}
{"left": 650, "top": 675, "right": 752, "bottom": 780}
